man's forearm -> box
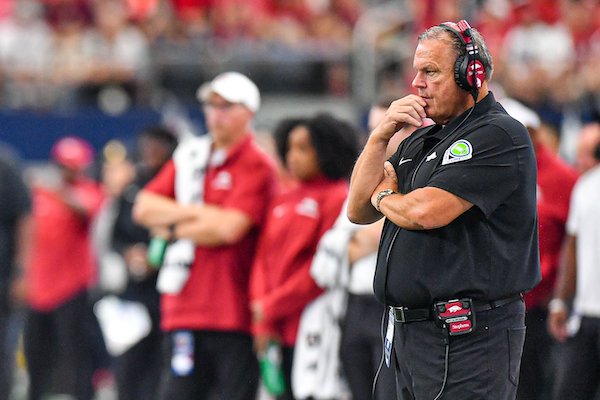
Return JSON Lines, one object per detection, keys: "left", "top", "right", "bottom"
{"left": 175, "top": 205, "right": 252, "bottom": 247}
{"left": 133, "top": 190, "right": 196, "bottom": 228}
{"left": 347, "top": 135, "right": 388, "bottom": 224}
{"left": 554, "top": 235, "right": 577, "bottom": 302}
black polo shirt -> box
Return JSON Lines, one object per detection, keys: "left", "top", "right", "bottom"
{"left": 373, "top": 92, "right": 541, "bottom": 308}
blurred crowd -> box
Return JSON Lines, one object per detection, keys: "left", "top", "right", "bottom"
{"left": 0, "top": 0, "right": 366, "bottom": 110}
{"left": 0, "top": 0, "right": 600, "bottom": 133}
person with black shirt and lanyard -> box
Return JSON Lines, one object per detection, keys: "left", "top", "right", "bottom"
{"left": 347, "top": 20, "right": 540, "bottom": 400}
{"left": 108, "top": 125, "right": 178, "bottom": 400}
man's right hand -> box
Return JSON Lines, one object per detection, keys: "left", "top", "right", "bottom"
{"left": 371, "top": 95, "right": 428, "bottom": 142}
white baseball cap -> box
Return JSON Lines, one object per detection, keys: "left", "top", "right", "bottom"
{"left": 197, "top": 72, "right": 260, "bottom": 113}
{"left": 501, "top": 97, "right": 541, "bottom": 130}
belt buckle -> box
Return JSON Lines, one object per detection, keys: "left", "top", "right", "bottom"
{"left": 394, "top": 307, "right": 406, "bottom": 323}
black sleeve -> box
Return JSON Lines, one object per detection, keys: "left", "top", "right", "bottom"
{"left": 111, "top": 183, "right": 150, "bottom": 254}
{"left": 388, "top": 144, "right": 402, "bottom": 165}
{"left": 427, "top": 123, "right": 529, "bottom": 217}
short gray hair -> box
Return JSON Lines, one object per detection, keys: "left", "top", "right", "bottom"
{"left": 418, "top": 25, "right": 494, "bottom": 81}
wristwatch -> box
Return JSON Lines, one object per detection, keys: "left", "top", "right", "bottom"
{"left": 376, "top": 189, "right": 396, "bottom": 212}
{"left": 548, "top": 298, "right": 568, "bottom": 313}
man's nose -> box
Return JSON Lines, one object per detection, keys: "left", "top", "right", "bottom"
{"left": 412, "top": 73, "right": 425, "bottom": 89}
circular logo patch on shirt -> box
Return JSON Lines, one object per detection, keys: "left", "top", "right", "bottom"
{"left": 442, "top": 139, "right": 473, "bottom": 165}
{"left": 450, "top": 141, "right": 471, "bottom": 156}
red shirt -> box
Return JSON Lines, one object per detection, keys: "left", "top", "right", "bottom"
{"left": 250, "top": 176, "right": 348, "bottom": 346}
{"left": 26, "top": 178, "right": 104, "bottom": 311}
{"left": 145, "top": 134, "right": 278, "bottom": 333}
{"left": 525, "top": 144, "right": 578, "bottom": 309}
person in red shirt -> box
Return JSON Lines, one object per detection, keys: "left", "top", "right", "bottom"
{"left": 250, "top": 113, "right": 360, "bottom": 399}
{"left": 24, "top": 136, "right": 104, "bottom": 400}
{"left": 501, "top": 98, "right": 579, "bottom": 400}
{"left": 133, "top": 72, "right": 278, "bottom": 400}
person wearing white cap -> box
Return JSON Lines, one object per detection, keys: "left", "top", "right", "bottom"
{"left": 501, "top": 97, "right": 579, "bottom": 400}
{"left": 197, "top": 71, "right": 261, "bottom": 114}
{"left": 133, "top": 72, "right": 279, "bottom": 399}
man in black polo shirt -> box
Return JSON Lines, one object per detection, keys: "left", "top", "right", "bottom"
{"left": 347, "top": 20, "right": 540, "bottom": 400}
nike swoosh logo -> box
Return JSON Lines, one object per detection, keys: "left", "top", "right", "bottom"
{"left": 398, "top": 158, "right": 412, "bottom": 166}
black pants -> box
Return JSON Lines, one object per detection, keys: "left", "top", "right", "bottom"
{"left": 279, "top": 346, "right": 295, "bottom": 400}
{"left": 517, "top": 307, "right": 557, "bottom": 400}
{"left": 394, "top": 298, "right": 526, "bottom": 400}
{"left": 114, "top": 325, "right": 164, "bottom": 400}
{"left": 0, "top": 297, "right": 12, "bottom": 400}
{"left": 341, "top": 294, "right": 397, "bottom": 400}
{"left": 24, "top": 290, "right": 94, "bottom": 400}
{"left": 159, "top": 330, "right": 259, "bottom": 400}
{"left": 553, "top": 316, "right": 600, "bottom": 400}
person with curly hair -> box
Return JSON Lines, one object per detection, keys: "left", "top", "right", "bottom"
{"left": 250, "top": 113, "right": 360, "bottom": 400}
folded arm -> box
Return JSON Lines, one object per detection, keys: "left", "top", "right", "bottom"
{"left": 348, "top": 95, "right": 429, "bottom": 224}
{"left": 133, "top": 190, "right": 253, "bottom": 247}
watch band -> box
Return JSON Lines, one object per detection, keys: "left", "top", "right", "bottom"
{"left": 548, "top": 298, "right": 568, "bottom": 313}
{"left": 376, "top": 189, "right": 396, "bottom": 212}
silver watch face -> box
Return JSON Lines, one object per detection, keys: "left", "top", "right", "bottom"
{"left": 377, "top": 189, "right": 395, "bottom": 211}
{"left": 378, "top": 189, "right": 394, "bottom": 199}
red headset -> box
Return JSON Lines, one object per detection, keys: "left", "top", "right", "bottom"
{"left": 438, "top": 20, "right": 486, "bottom": 96}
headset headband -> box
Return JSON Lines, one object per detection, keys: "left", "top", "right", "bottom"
{"left": 438, "top": 19, "right": 484, "bottom": 97}
{"left": 439, "top": 20, "right": 475, "bottom": 48}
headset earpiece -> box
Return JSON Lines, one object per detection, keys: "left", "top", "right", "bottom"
{"left": 439, "top": 20, "right": 486, "bottom": 96}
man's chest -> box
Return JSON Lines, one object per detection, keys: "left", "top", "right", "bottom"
{"left": 395, "top": 135, "right": 443, "bottom": 193}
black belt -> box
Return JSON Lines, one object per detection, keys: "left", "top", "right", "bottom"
{"left": 392, "top": 294, "right": 523, "bottom": 323}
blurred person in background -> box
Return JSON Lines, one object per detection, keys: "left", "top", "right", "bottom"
{"left": 0, "top": 0, "right": 53, "bottom": 109}
{"left": 250, "top": 113, "right": 360, "bottom": 399}
{"left": 43, "top": 0, "right": 93, "bottom": 110}
{"left": 500, "top": 0, "right": 575, "bottom": 129}
{"left": 501, "top": 98, "right": 579, "bottom": 400}
{"left": 574, "top": 122, "right": 600, "bottom": 174}
{"left": 0, "top": 151, "right": 32, "bottom": 400}
{"left": 548, "top": 139, "right": 600, "bottom": 400}
{"left": 566, "top": 0, "right": 600, "bottom": 124}
{"left": 98, "top": 125, "right": 177, "bottom": 400}
{"left": 78, "top": 0, "right": 151, "bottom": 109}
{"left": 473, "top": 0, "right": 513, "bottom": 69}
{"left": 23, "top": 136, "right": 105, "bottom": 400}
{"left": 133, "top": 71, "right": 278, "bottom": 400}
